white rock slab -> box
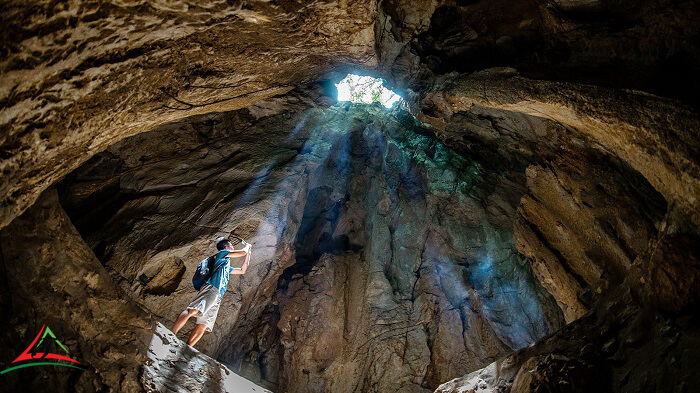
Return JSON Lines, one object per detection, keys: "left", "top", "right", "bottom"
{"left": 142, "top": 322, "right": 272, "bottom": 393}
{"left": 434, "top": 362, "right": 500, "bottom": 393}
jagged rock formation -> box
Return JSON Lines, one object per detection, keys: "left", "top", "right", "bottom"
{"left": 1, "top": 1, "right": 699, "bottom": 392}
{"left": 514, "top": 146, "right": 667, "bottom": 322}
{"left": 416, "top": 69, "right": 700, "bottom": 229}
{"left": 5, "top": 0, "right": 697, "bottom": 233}
{"left": 143, "top": 322, "right": 270, "bottom": 393}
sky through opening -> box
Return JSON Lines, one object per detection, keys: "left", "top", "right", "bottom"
{"left": 336, "top": 74, "right": 402, "bottom": 108}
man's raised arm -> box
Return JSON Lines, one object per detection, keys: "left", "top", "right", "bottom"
{"left": 227, "top": 250, "right": 247, "bottom": 258}
{"left": 230, "top": 244, "right": 251, "bottom": 275}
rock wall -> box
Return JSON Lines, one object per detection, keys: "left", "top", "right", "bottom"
{"left": 217, "top": 104, "right": 564, "bottom": 392}
{"left": 4, "top": 0, "right": 698, "bottom": 233}
{"left": 0, "top": 189, "right": 153, "bottom": 392}
{"left": 435, "top": 258, "right": 700, "bottom": 393}
{"left": 416, "top": 69, "right": 700, "bottom": 228}
{"left": 515, "top": 146, "right": 667, "bottom": 322}
{"left": 410, "top": 67, "right": 700, "bottom": 319}
{"left": 387, "top": 0, "right": 700, "bottom": 100}
{"left": 6, "top": 80, "right": 696, "bottom": 392}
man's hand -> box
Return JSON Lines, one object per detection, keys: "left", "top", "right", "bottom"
{"left": 244, "top": 243, "right": 252, "bottom": 253}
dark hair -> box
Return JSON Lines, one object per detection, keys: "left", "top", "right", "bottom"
{"left": 216, "top": 237, "right": 233, "bottom": 250}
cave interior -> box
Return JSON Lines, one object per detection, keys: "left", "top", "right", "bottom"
{"left": 0, "top": 1, "right": 699, "bottom": 392}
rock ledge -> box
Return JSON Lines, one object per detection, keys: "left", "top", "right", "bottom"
{"left": 142, "top": 323, "right": 271, "bottom": 393}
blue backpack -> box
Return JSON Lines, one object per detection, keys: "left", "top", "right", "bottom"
{"left": 192, "top": 254, "right": 222, "bottom": 291}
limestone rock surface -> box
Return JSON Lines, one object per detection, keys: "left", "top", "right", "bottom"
{"left": 435, "top": 272, "right": 700, "bottom": 393}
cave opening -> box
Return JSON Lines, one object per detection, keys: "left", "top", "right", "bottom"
{"left": 335, "top": 74, "right": 403, "bottom": 108}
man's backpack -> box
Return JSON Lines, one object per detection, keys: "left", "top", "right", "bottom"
{"left": 192, "top": 254, "right": 219, "bottom": 291}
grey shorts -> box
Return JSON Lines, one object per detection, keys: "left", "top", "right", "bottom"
{"left": 187, "top": 284, "right": 222, "bottom": 332}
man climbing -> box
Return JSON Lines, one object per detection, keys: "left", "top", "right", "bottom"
{"left": 172, "top": 237, "right": 251, "bottom": 347}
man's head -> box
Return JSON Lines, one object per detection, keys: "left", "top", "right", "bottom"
{"left": 216, "top": 237, "right": 234, "bottom": 251}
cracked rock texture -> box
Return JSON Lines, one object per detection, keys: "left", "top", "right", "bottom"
{"left": 416, "top": 69, "right": 700, "bottom": 228}
{"left": 435, "top": 262, "right": 700, "bottom": 393}
{"left": 5, "top": 0, "right": 697, "bottom": 233}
